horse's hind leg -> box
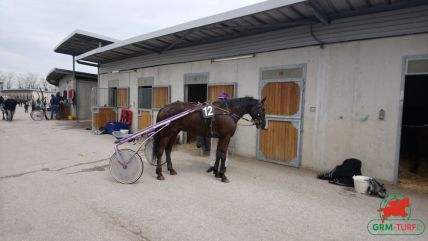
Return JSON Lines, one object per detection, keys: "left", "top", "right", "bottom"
{"left": 166, "top": 131, "right": 180, "bottom": 175}
{"left": 156, "top": 136, "right": 170, "bottom": 180}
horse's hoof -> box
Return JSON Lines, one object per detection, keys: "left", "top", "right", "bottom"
{"left": 157, "top": 175, "right": 165, "bottom": 180}
{"left": 169, "top": 169, "right": 177, "bottom": 175}
{"left": 206, "top": 166, "right": 214, "bottom": 173}
{"left": 221, "top": 176, "right": 230, "bottom": 183}
{"left": 215, "top": 173, "right": 221, "bottom": 178}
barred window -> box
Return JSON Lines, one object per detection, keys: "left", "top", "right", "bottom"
{"left": 108, "top": 87, "right": 117, "bottom": 107}
{"left": 138, "top": 86, "right": 152, "bottom": 109}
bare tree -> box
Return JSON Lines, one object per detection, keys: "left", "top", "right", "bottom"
{"left": 0, "top": 71, "right": 58, "bottom": 91}
{"left": 0, "top": 72, "right": 6, "bottom": 90}
{"left": 22, "top": 73, "right": 39, "bottom": 89}
{"left": 16, "top": 73, "right": 25, "bottom": 89}
{"left": 40, "top": 77, "right": 48, "bottom": 91}
{"left": 6, "top": 72, "right": 15, "bottom": 89}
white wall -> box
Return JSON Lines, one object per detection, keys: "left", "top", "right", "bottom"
{"left": 58, "top": 76, "right": 73, "bottom": 94}
{"left": 98, "top": 33, "right": 428, "bottom": 182}
{"left": 302, "top": 33, "right": 428, "bottom": 182}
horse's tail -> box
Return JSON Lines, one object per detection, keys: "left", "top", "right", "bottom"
{"left": 152, "top": 130, "right": 161, "bottom": 161}
{"left": 151, "top": 101, "right": 184, "bottom": 161}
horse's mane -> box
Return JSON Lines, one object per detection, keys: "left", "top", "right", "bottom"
{"left": 215, "top": 96, "right": 256, "bottom": 109}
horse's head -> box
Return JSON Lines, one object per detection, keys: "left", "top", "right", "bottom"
{"left": 249, "top": 97, "right": 266, "bottom": 129}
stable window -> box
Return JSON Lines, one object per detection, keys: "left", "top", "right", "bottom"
{"left": 108, "top": 87, "right": 117, "bottom": 107}
{"left": 138, "top": 86, "right": 152, "bottom": 109}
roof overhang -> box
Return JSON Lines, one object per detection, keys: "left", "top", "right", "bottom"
{"left": 54, "top": 29, "right": 118, "bottom": 56}
{"left": 46, "top": 68, "right": 97, "bottom": 86}
{"left": 77, "top": 0, "right": 428, "bottom": 63}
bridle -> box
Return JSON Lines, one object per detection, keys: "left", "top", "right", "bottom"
{"left": 249, "top": 102, "right": 265, "bottom": 127}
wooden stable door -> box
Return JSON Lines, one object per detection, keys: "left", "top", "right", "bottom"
{"left": 93, "top": 108, "right": 116, "bottom": 129}
{"left": 259, "top": 117, "right": 299, "bottom": 161}
{"left": 208, "top": 84, "right": 235, "bottom": 102}
{"left": 152, "top": 87, "right": 169, "bottom": 109}
{"left": 258, "top": 79, "right": 303, "bottom": 166}
{"left": 138, "top": 111, "right": 152, "bottom": 130}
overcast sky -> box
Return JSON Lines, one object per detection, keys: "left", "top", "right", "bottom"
{"left": 0, "top": 0, "right": 265, "bottom": 76}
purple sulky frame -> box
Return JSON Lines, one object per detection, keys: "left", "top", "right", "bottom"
{"left": 113, "top": 104, "right": 204, "bottom": 167}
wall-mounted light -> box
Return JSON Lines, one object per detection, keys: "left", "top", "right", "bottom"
{"left": 211, "top": 54, "right": 255, "bottom": 63}
{"left": 112, "top": 70, "right": 119, "bottom": 73}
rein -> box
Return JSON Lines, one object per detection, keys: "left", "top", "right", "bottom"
{"left": 208, "top": 103, "right": 256, "bottom": 126}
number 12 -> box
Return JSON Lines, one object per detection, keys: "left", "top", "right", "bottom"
{"left": 203, "top": 106, "right": 213, "bottom": 117}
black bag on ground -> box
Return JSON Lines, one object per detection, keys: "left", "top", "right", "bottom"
{"left": 317, "top": 158, "right": 362, "bottom": 187}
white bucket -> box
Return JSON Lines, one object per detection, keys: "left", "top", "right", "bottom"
{"left": 353, "top": 176, "right": 371, "bottom": 194}
{"left": 120, "top": 129, "right": 129, "bottom": 134}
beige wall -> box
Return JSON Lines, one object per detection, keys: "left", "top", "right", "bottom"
{"left": 98, "top": 33, "right": 428, "bottom": 182}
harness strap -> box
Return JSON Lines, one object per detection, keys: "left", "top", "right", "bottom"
{"left": 206, "top": 101, "right": 214, "bottom": 137}
{"left": 211, "top": 104, "right": 254, "bottom": 124}
{"left": 210, "top": 118, "right": 214, "bottom": 137}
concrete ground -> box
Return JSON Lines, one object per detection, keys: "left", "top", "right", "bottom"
{"left": 1, "top": 107, "right": 427, "bottom": 241}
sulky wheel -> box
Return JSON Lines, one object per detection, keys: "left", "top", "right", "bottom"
{"left": 143, "top": 137, "right": 166, "bottom": 166}
{"left": 110, "top": 149, "right": 144, "bottom": 184}
{"left": 143, "top": 137, "right": 156, "bottom": 166}
{"left": 30, "top": 110, "right": 43, "bottom": 121}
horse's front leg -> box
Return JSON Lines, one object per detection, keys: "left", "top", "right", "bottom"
{"left": 217, "top": 136, "right": 231, "bottom": 183}
{"left": 164, "top": 139, "right": 175, "bottom": 175}
{"left": 165, "top": 131, "right": 180, "bottom": 175}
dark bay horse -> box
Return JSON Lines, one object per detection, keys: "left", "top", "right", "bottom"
{"left": 152, "top": 97, "right": 266, "bottom": 183}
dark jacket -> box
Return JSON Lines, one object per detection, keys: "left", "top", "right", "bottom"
{"left": 50, "top": 96, "right": 59, "bottom": 106}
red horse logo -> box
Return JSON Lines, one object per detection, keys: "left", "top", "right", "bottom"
{"left": 377, "top": 198, "right": 410, "bottom": 223}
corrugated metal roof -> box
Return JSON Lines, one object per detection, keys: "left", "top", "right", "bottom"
{"left": 77, "top": 0, "right": 428, "bottom": 63}
{"left": 54, "top": 29, "right": 118, "bottom": 56}
{"left": 46, "top": 68, "right": 97, "bottom": 86}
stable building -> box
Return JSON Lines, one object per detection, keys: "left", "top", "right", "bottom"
{"left": 46, "top": 68, "right": 97, "bottom": 120}
{"left": 75, "top": 0, "right": 428, "bottom": 184}
{"left": 48, "top": 30, "right": 118, "bottom": 120}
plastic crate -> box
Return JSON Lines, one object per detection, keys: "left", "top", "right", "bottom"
{"left": 106, "top": 122, "right": 129, "bottom": 135}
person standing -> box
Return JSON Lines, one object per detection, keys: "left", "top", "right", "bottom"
{"left": 0, "top": 96, "right": 5, "bottom": 120}
{"left": 50, "top": 94, "right": 60, "bottom": 120}
{"left": 31, "top": 98, "right": 36, "bottom": 112}
{"left": 24, "top": 101, "right": 29, "bottom": 113}
{"left": 42, "top": 97, "right": 49, "bottom": 120}
{"left": 206, "top": 92, "right": 230, "bottom": 173}
{"left": 58, "top": 93, "right": 65, "bottom": 119}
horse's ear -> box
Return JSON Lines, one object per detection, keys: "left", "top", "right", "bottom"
{"left": 261, "top": 97, "right": 266, "bottom": 104}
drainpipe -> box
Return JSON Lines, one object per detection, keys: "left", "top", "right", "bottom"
{"left": 73, "top": 55, "right": 77, "bottom": 119}
{"left": 98, "top": 41, "right": 102, "bottom": 88}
